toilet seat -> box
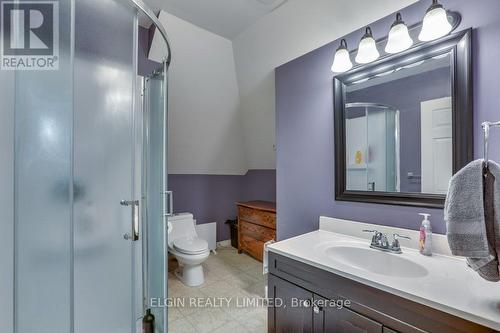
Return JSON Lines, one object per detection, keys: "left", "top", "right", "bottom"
{"left": 173, "top": 237, "right": 208, "bottom": 255}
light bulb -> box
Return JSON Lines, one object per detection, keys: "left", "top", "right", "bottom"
{"left": 419, "top": 0, "right": 452, "bottom": 42}
{"left": 355, "top": 27, "right": 380, "bottom": 64}
{"left": 331, "top": 39, "right": 353, "bottom": 73}
{"left": 385, "top": 13, "right": 413, "bottom": 54}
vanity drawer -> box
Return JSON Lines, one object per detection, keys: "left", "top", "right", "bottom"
{"left": 238, "top": 205, "right": 276, "bottom": 229}
{"left": 316, "top": 301, "right": 383, "bottom": 333}
{"left": 332, "top": 308, "right": 383, "bottom": 333}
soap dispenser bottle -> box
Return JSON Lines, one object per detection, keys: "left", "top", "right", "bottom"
{"left": 419, "top": 213, "right": 432, "bottom": 256}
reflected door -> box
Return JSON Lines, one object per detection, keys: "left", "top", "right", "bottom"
{"left": 421, "top": 97, "right": 452, "bottom": 194}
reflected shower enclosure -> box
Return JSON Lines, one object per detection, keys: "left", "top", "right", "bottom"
{"left": 345, "top": 103, "right": 400, "bottom": 192}
{"left": 0, "top": 0, "right": 171, "bottom": 332}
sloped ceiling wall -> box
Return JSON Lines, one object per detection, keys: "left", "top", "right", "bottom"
{"left": 149, "top": 0, "right": 418, "bottom": 174}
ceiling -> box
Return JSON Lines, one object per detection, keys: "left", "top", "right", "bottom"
{"left": 143, "top": 0, "right": 288, "bottom": 39}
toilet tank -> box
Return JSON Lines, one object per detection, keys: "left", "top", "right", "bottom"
{"left": 167, "top": 213, "right": 197, "bottom": 247}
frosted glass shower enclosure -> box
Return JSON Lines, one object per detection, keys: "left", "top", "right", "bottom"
{"left": 0, "top": 0, "right": 171, "bottom": 332}
{"left": 345, "top": 103, "right": 400, "bottom": 192}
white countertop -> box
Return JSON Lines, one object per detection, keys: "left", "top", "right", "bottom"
{"left": 268, "top": 229, "right": 500, "bottom": 331}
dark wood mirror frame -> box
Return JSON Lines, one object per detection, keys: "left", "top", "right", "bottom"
{"left": 334, "top": 29, "right": 473, "bottom": 208}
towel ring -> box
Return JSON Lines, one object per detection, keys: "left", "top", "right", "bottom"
{"left": 482, "top": 121, "right": 500, "bottom": 167}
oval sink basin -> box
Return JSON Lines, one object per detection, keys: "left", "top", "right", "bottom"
{"left": 324, "top": 246, "right": 428, "bottom": 278}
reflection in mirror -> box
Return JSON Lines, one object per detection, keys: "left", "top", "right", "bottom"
{"left": 345, "top": 103, "right": 399, "bottom": 192}
{"left": 344, "top": 52, "right": 452, "bottom": 195}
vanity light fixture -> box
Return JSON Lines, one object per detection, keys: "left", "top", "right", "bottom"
{"left": 418, "top": 0, "right": 453, "bottom": 41}
{"left": 355, "top": 27, "right": 380, "bottom": 64}
{"left": 385, "top": 13, "right": 413, "bottom": 54}
{"left": 328, "top": 2, "right": 460, "bottom": 72}
{"left": 331, "top": 39, "right": 353, "bottom": 73}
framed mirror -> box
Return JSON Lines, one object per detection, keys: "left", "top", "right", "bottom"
{"left": 334, "top": 29, "right": 472, "bottom": 208}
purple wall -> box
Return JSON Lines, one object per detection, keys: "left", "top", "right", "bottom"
{"left": 275, "top": 0, "right": 500, "bottom": 240}
{"left": 347, "top": 67, "right": 451, "bottom": 192}
{"left": 169, "top": 170, "right": 276, "bottom": 241}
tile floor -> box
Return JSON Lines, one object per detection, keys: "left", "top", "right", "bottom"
{"left": 168, "top": 245, "right": 268, "bottom": 333}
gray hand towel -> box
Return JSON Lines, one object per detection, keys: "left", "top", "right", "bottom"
{"left": 445, "top": 159, "right": 500, "bottom": 282}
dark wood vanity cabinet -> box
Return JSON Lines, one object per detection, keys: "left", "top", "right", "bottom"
{"left": 269, "top": 274, "right": 382, "bottom": 333}
{"left": 268, "top": 252, "right": 498, "bottom": 333}
{"left": 269, "top": 275, "right": 313, "bottom": 333}
{"left": 314, "top": 295, "right": 383, "bottom": 333}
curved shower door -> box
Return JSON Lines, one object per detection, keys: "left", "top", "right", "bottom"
{"left": 143, "top": 66, "right": 168, "bottom": 333}
{"left": 72, "top": 0, "right": 139, "bottom": 332}
{"left": 9, "top": 0, "right": 170, "bottom": 332}
{"left": 345, "top": 103, "right": 399, "bottom": 192}
{"left": 366, "top": 106, "right": 399, "bottom": 192}
{"left": 12, "top": 0, "right": 143, "bottom": 332}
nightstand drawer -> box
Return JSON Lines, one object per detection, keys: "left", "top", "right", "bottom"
{"left": 240, "top": 220, "right": 275, "bottom": 242}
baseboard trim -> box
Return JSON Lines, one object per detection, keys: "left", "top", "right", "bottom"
{"left": 216, "top": 239, "right": 231, "bottom": 247}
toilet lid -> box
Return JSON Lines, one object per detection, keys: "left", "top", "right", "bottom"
{"left": 173, "top": 237, "right": 208, "bottom": 255}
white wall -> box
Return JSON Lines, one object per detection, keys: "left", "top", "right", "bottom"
{"left": 150, "top": 11, "right": 246, "bottom": 175}
{"left": 232, "top": 0, "right": 418, "bottom": 169}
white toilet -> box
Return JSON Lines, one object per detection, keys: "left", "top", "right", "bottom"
{"left": 167, "top": 213, "right": 210, "bottom": 287}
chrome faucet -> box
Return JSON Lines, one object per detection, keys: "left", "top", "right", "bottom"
{"left": 362, "top": 230, "right": 411, "bottom": 254}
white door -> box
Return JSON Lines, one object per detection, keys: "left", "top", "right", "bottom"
{"left": 421, "top": 97, "right": 452, "bottom": 194}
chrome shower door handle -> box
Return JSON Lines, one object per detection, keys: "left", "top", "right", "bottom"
{"left": 121, "top": 199, "right": 139, "bottom": 241}
{"left": 164, "top": 191, "right": 173, "bottom": 216}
